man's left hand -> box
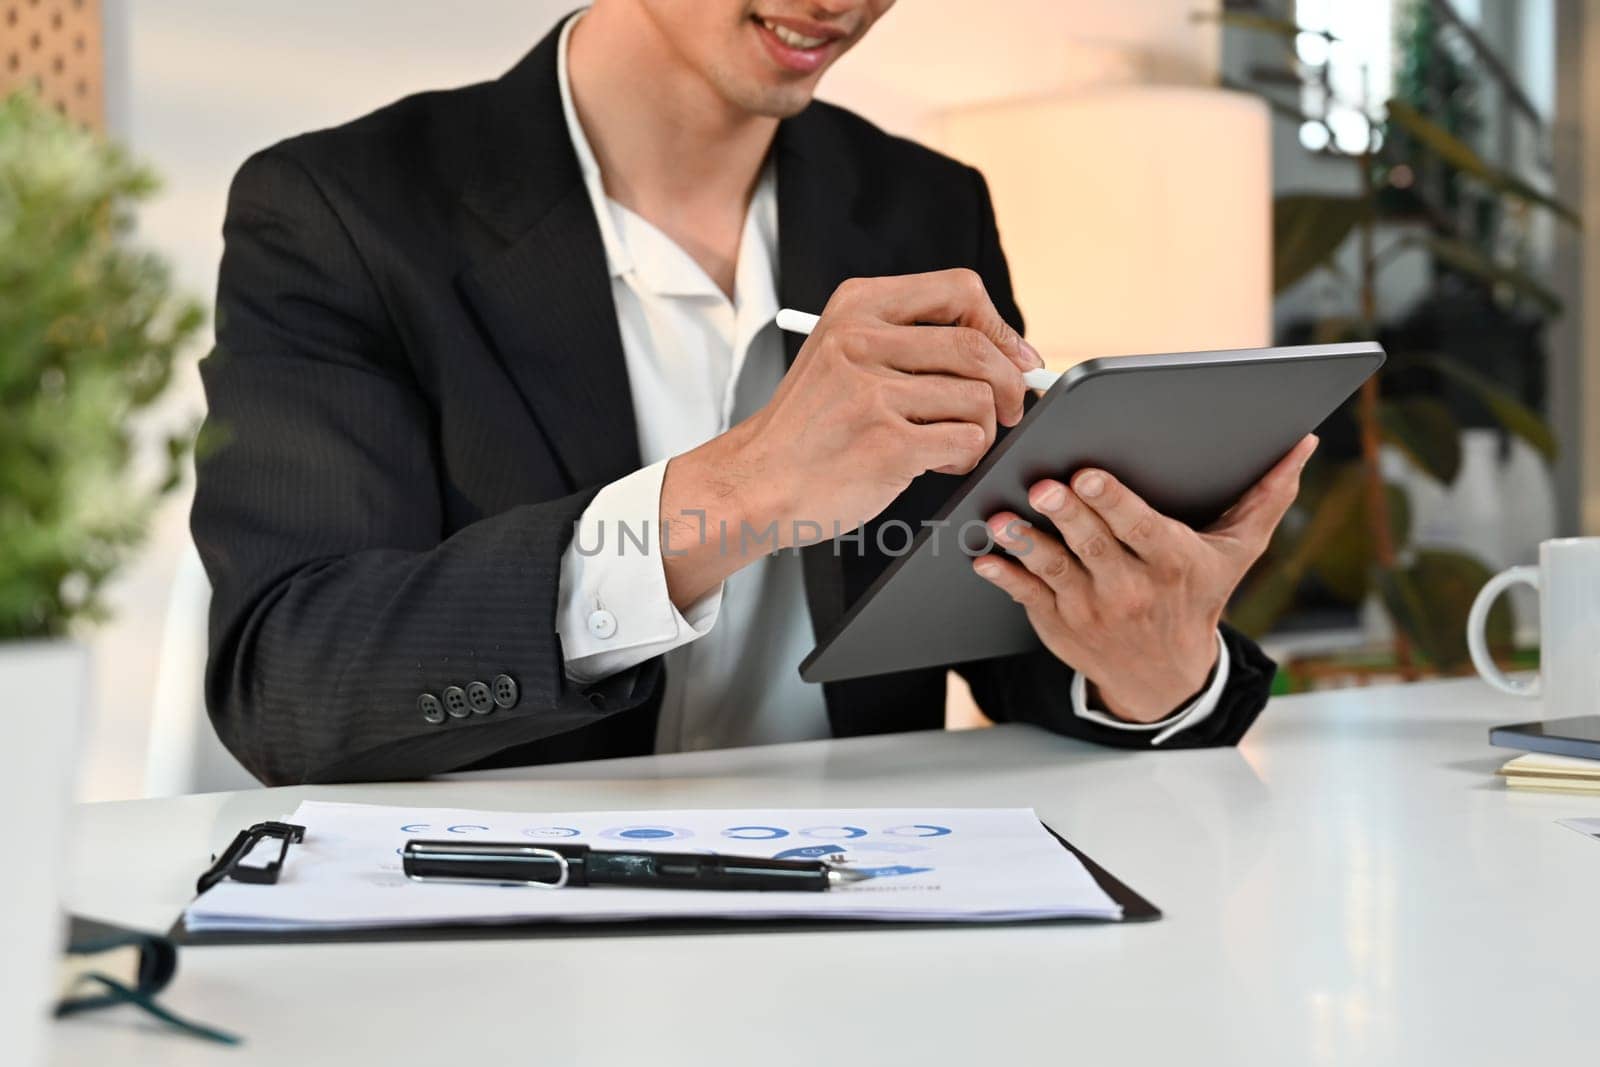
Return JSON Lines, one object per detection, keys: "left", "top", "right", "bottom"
{"left": 973, "top": 434, "right": 1318, "bottom": 724}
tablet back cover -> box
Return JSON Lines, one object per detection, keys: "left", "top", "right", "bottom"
{"left": 800, "top": 342, "right": 1384, "bottom": 683}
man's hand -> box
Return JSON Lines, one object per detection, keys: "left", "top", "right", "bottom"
{"left": 660, "top": 269, "right": 1038, "bottom": 607}
{"left": 746, "top": 269, "right": 1038, "bottom": 535}
{"left": 973, "top": 434, "right": 1319, "bottom": 723}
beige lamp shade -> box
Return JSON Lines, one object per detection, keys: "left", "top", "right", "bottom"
{"left": 937, "top": 87, "right": 1271, "bottom": 368}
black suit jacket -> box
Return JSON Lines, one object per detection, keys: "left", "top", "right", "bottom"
{"left": 192, "top": 19, "right": 1276, "bottom": 786}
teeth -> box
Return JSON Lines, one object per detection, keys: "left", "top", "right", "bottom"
{"left": 762, "top": 18, "right": 828, "bottom": 49}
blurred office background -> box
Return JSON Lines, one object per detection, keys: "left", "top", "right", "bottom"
{"left": 1, "top": 0, "right": 1591, "bottom": 801}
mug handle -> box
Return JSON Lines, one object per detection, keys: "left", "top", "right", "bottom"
{"left": 1467, "top": 565, "right": 1539, "bottom": 698}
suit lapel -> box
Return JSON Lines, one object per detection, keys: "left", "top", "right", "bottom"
{"left": 457, "top": 19, "right": 642, "bottom": 490}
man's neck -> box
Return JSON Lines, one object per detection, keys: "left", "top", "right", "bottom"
{"left": 567, "top": 7, "right": 778, "bottom": 295}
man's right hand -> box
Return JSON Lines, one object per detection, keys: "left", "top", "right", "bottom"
{"left": 660, "top": 269, "right": 1040, "bottom": 608}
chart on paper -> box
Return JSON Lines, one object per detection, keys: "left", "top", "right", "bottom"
{"left": 184, "top": 803, "right": 1123, "bottom": 932}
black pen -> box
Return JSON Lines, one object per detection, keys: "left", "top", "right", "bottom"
{"left": 401, "top": 840, "right": 870, "bottom": 892}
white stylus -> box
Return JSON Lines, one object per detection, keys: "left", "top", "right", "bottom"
{"left": 775, "top": 308, "right": 1059, "bottom": 392}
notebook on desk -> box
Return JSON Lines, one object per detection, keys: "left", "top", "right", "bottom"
{"left": 1497, "top": 751, "right": 1600, "bottom": 794}
{"left": 172, "top": 801, "right": 1158, "bottom": 945}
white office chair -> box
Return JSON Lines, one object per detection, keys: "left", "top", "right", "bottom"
{"left": 143, "top": 543, "right": 260, "bottom": 796}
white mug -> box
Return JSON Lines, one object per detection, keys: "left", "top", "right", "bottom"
{"left": 1468, "top": 537, "right": 1600, "bottom": 716}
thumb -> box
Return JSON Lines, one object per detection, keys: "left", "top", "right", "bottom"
{"left": 1208, "top": 434, "right": 1318, "bottom": 556}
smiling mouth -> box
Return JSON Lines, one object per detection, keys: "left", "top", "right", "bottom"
{"left": 756, "top": 16, "right": 832, "bottom": 50}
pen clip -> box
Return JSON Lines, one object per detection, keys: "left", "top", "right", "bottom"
{"left": 401, "top": 841, "right": 571, "bottom": 889}
{"left": 196, "top": 820, "right": 307, "bottom": 894}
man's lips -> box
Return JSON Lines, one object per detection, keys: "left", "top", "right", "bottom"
{"left": 750, "top": 14, "right": 848, "bottom": 74}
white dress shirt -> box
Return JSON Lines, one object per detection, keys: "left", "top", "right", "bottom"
{"left": 550, "top": 14, "right": 1226, "bottom": 752}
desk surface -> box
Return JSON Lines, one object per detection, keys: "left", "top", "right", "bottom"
{"left": 54, "top": 678, "right": 1597, "bottom": 1066}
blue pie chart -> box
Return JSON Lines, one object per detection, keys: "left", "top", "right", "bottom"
{"left": 775, "top": 844, "right": 847, "bottom": 860}
{"left": 600, "top": 825, "right": 694, "bottom": 841}
{"left": 800, "top": 825, "right": 867, "bottom": 840}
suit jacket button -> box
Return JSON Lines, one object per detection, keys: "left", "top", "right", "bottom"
{"left": 419, "top": 693, "right": 445, "bottom": 725}
{"left": 586, "top": 690, "right": 606, "bottom": 710}
{"left": 466, "top": 681, "right": 495, "bottom": 714}
{"left": 492, "top": 674, "right": 519, "bottom": 709}
{"left": 442, "top": 685, "right": 471, "bottom": 719}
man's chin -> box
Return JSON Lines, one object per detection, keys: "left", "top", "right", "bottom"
{"left": 718, "top": 73, "right": 821, "bottom": 119}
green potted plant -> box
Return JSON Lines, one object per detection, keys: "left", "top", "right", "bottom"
{"left": 1, "top": 89, "right": 201, "bottom": 1056}
{"left": 0, "top": 88, "right": 201, "bottom": 761}
{"left": 2, "top": 87, "right": 202, "bottom": 634}
{"left": 1204, "top": 0, "right": 1579, "bottom": 675}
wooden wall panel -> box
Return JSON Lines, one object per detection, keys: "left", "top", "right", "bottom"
{"left": 1, "top": 0, "right": 104, "bottom": 129}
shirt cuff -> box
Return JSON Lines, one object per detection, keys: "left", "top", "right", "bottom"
{"left": 556, "top": 459, "right": 722, "bottom": 684}
{"left": 1070, "top": 629, "right": 1230, "bottom": 746}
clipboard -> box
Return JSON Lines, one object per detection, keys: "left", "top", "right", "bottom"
{"left": 169, "top": 820, "right": 1158, "bottom": 947}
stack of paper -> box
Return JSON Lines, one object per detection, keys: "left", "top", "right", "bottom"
{"left": 1497, "top": 752, "right": 1600, "bottom": 794}
{"left": 183, "top": 802, "right": 1122, "bottom": 933}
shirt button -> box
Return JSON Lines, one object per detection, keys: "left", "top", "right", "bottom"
{"left": 587, "top": 609, "right": 618, "bottom": 639}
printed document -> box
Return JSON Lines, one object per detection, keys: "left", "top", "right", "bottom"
{"left": 184, "top": 802, "right": 1122, "bottom": 931}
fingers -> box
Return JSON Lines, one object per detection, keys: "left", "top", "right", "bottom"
{"left": 1208, "top": 434, "right": 1319, "bottom": 556}
{"left": 1063, "top": 468, "right": 1188, "bottom": 568}
{"left": 987, "top": 512, "right": 1091, "bottom": 599}
{"left": 879, "top": 326, "right": 1027, "bottom": 426}
{"left": 826, "top": 269, "right": 1043, "bottom": 374}
{"left": 907, "top": 421, "right": 989, "bottom": 477}
{"left": 971, "top": 553, "right": 1057, "bottom": 620}
{"left": 1024, "top": 479, "right": 1134, "bottom": 578}
{"left": 889, "top": 374, "right": 996, "bottom": 450}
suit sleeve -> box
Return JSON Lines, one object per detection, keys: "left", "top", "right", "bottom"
{"left": 951, "top": 166, "right": 1277, "bottom": 748}
{"left": 191, "top": 147, "right": 660, "bottom": 785}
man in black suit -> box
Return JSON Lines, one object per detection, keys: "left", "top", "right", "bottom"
{"left": 194, "top": 1, "right": 1310, "bottom": 786}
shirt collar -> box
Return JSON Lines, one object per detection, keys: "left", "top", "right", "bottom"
{"left": 556, "top": 12, "right": 778, "bottom": 309}
{"left": 557, "top": 12, "right": 631, "bottom": 278}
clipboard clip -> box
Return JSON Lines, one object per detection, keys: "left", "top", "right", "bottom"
{"left": 196, "top": 821, "right": 306, "bottom": 894}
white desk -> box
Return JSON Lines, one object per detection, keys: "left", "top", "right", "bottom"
{"left": 53, "top": 678, "right": 1598, "bottom": 1065}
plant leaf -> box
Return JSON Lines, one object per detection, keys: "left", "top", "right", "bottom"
{"left": 1385, "top": 99, "right": 1581, "bottom": 227}
{"left": 1378, "top": 396, "right": 1462, "bottom": 484}
{"left": 1227, "top": 569, "right": 1300, "bottom": 639}
{"left": 1424, "top": 235, "right": 1563, "bottom": 315}
{"left": 1378, "top": 550, "right": 1511, "bottom": 669}
{"left": 1224, "top": 76, "right": 1318, "bottom": 125}
{"left": 1191, "top": 10, "right": 1307, "bottom": 40}
{"left": 1228, "top": 460, "right": 1366, "bottom": 635}
{"left": 1420, "top": 356, "right": 1557, "bottom": 461}
{"left": 1274, "top": 195, "right": 1368, "bottom": 293}
{"left": 1309, "top": 482, "right": 1410, "bottom": 601}
{"left": 1247, "top": 64, "right": 1305, "bottom": 88}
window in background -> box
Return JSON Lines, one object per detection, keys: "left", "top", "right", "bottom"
{"left": 1296, "top": 0, "right": 1394, "bottom": 153}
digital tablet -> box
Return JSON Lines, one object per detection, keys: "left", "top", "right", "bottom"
{"left": 1490, "top": 716, "right": 1600, "bottom": 761}
{"left": 799, "top": 341, "right": 1386, "bottom": 683}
